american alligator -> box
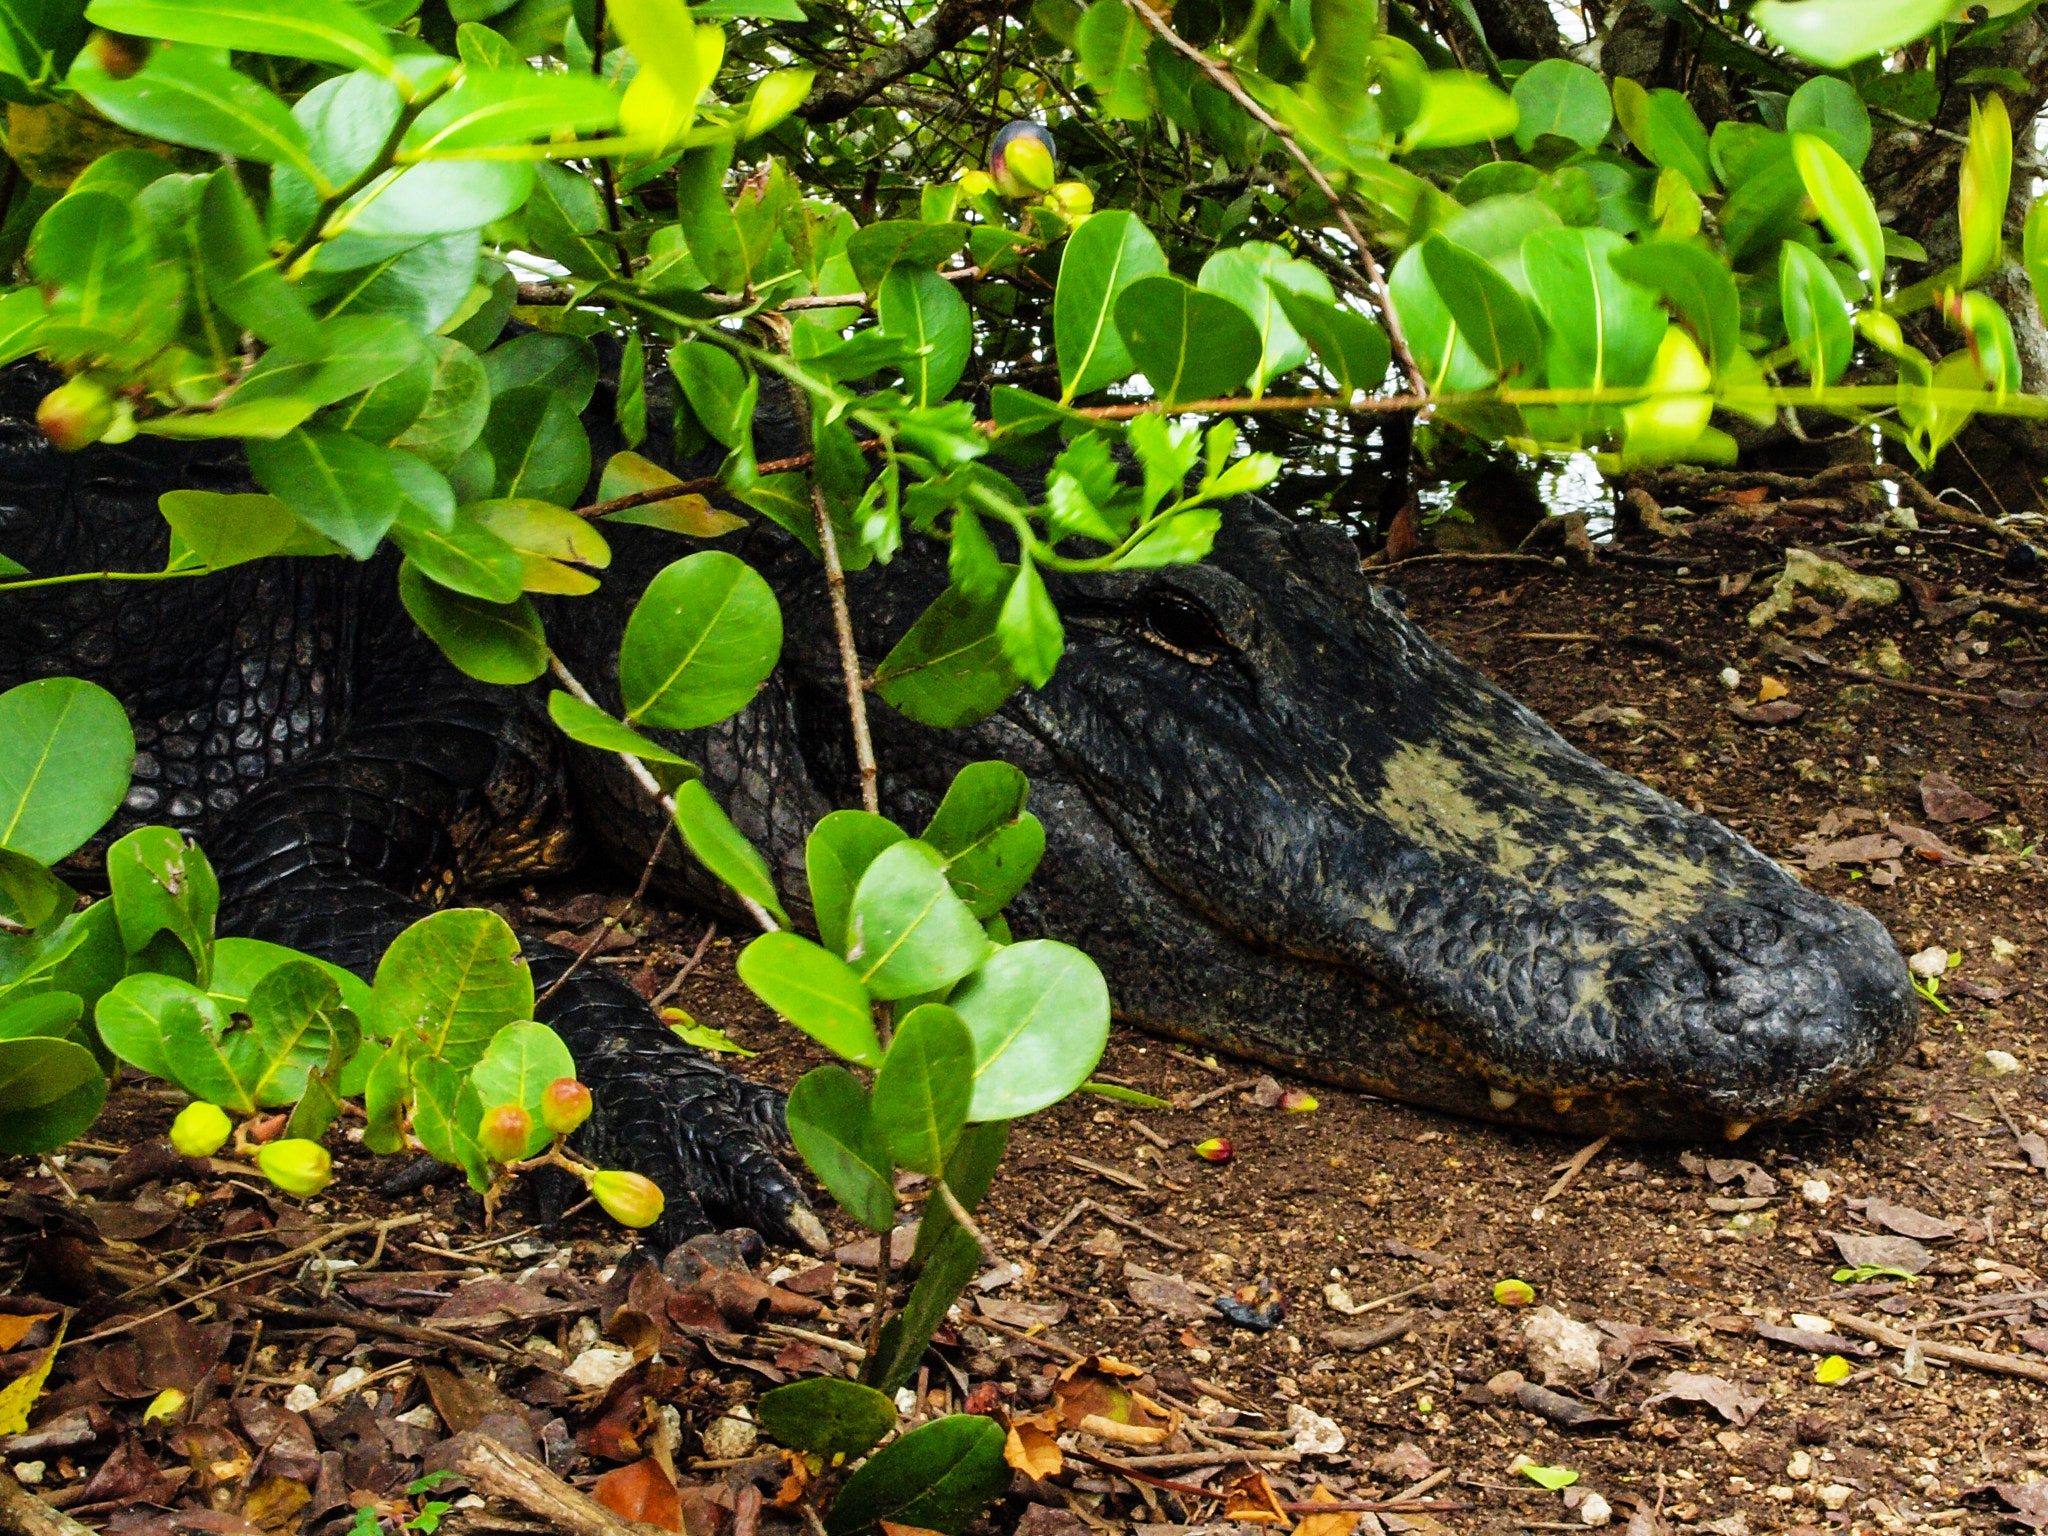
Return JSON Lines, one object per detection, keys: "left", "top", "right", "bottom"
{"left": 0, "top": 355, "right": 1919, "bottom": 1244}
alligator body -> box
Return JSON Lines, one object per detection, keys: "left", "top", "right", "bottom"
{"left": 0, "top": 356, "right": 1918, "bottom": 1240}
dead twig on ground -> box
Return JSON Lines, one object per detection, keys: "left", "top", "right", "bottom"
{"left": 1542, "top": 1135, "right": 1612, "bottom": 1204}
{"left": 459, "top": 1436, "right": 666, "bottom": 1536}
{"left": 1830, "top": 1313, "right": 2048, "bottom": 1385}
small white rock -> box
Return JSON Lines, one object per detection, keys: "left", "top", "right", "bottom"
{"left": 1818, "top": 1484, "right": 1854, "bottom": 1512}
{"left": 395, "top": 1405, "right": 441, "bottom": 1431}
{"left": 1800, "top": 1179, "right": 1830, "bottom": 1206}
{"left": 1786, "top": 1451, "right": 1813, "bottom": 1481}
{"left": 563, "top": 1346, "right": 636, "bottom": 1392}
{"left": 701, "top": 1413, "right": 758, "bottom": 1460}
{"left": 895, "top": 1388, "right": 918, "bottom": 1413}
{"left": 1907, "top": 946, "right": 1949, "bottom": 979}
{"left": 1521, "top": 1306, "right": 1604, "bottom": 1387}
{"left": 1984, "top": 1050, "right": 2022, "bottom": 1075}
{"left": 1286, "top": 1402, "right": 1346, "bottom": 1457}
{"left": 1578, "top": 1493, "right": 1613, "bottom": 1527}
{"left": 1720, "top": 668, "right": 1741, "bottom": 690}
{"left": 454, "top": 1496, "right": 486, "bottom": 1510}
{"left": 11, "top": 1461, "right": 45, "bottom": 1485}
{"left": 283, "top": 1384, "right": 321, "bottom": 1414}
{"left": 324, "top": 1366, "right": 369, "bottom": 1401}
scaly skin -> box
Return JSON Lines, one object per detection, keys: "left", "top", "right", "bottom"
{"left": 0, "top": 348, "right": 1918, "bottom": 1253}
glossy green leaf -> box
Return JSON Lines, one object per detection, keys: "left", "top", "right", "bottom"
{"left": 0, "top": 990, "right": 81, "bottom": 1044}
{"left": 27, "top": 190, "right": 150, "bottom": 336}
{"left": 1196, "top": 240, "right": 1332, "bottom": 393}
{"left": 1717, "top": 140, "right": 1807, "bottom": 265}
{"left": 393, "top": 337, "right": 491, "bottom": 472}
{"left": 405, "top": 68, "right": 618, "bottom": 154}
{"left": 1752, "top": 0, "right": 1952, "bottom": 68}
{"left": 0, "top": 1036, "right": 104, "bottom": 1155}
{"left": 878, "top": 266, "right": 972, "bottom": 407}
{"left": 757, "top": 1378, "right": 898, "bottom": 1460}
{"left": 0, "top": 678, "right": 135, "bottom": 865}
{"left": 672, "top": 778, "right": 792, "bottom": 929}
{"left": 105, "top": 826, "right": 217, "bottom": 983}
{"left": 546, "top": 691, "right": 692, "bottom": 766}
{"left": 807, "top": 811, "right": 908, "bottom": 960}
{"left": 247, "top": 427, "right": 404, "bottom": 560}
{"left": 1076, "top": 0, "right": 1151, "bottom": 119}
{"left": 0, "top": 850, "right": 69, "bottom": 932}
{"left": 996, "top": 555, "right": 1062, "bottom": 689}
{"left": 921, "top": 762, "right": 1043, "bottom": 919}
{"left": 372, "top": 905, "right": 532, "bottom": 1068}
{"left": 871, "top": 1003, "right": 973, "bottom": 1176}
{"left": 1785, "top": 75, "right": 1871, "bottom": 169}
{"left": 736, "top": 931, "right": 879, "bottom": 1065}
{"left": 86, "top": 0, "right": 395, "bottom": 74}
{"left": 1638, "top": 88, "right": 1712, "bottom": 194}
{"left": 389, "top": 504, "right": 524, "bottom": 602}
{"left": 1793, "top": 133, "right": 1885, "bottom": 288}
{"left": 785, "top": 1064, "right": 895, "bottom": 1231}
{"left": 95, "top": 973, "right": 221, "bottom": 1088}
{"left": 1523, "top": 225, "right": 1665, "bottom": 391}
{"left": 338, "top": 159, "right": 536, "bottom": 244}
{"left": 1421, "top": 234, "right": 1543, "bottom": 379}
{"left": 911, "top": 1118, "right": 1007, "bottom": 1264}
{"left": 1054, "top": 209, "right": 1168, "bottom": 402}
{"left": 670, "top": 343, "right": 752, "bottom": 449}
{"left": 239, "top": 316, "right": 426, "bottom": 412}
{"left": 397, "top": 561, "right": 547, "bottom": 683}
{"left": 220, "top": 960, "right": 358, "bottom": 1108}
{"left": 1110, "top": 275, "right": 1259, "bottom": 407}
{"left": 844, "top": 220, "right": 969, "bottom": 290}
{"left": 70, "top": 43, "right": 317, "bottom": 179}
{"left": 618, "top": 551, "right": 783, "bottom": 730}
{"left": 1271, "top": 289, "right": 1391, "bottom": 396}
{"left": 481, "top": 332, "right": 598, "bottom": 413}
{"left": 865, "top": 1223, "right": 979, "bottom": 1394}
{"left": 481, "top": 384, "right": 591, "bottom": 509}
{"left": 1404, "top": 68, "right": 1518, "bottom": 150}
{"left": 1387, "top": 242, "right": 1496, "bottom": 393}
{"left": 1610, "top": 241, "right": 1740, "bottom": 372}
{"left": 825, "top": 1414, "right": 1009, "bottom": 1536}
{"left": 950, "top": 939, "right": 1110, "bottom": 1121}
{"left": 1959, "top": 92, "right": 2011, "bottom": 290}
{"left": 316, "top": 231, "right": 482, "bottom": 335}
{"left": 844, "top": 840, "right": 989, "bottom": 1002}
{"left": 468, "top": 1020, "right": 574, "bottom": 1159}
{"left": 412, "top": 1054, "right": 490, "bottom": 1191}
{"left": 1780, "top": 240, "right": 1852, "bottom": 387}
{"left": 1510, "top": 58, "right": 1608, "bottom": 152}
{"left": 872, "top": 576, "right": 1022, "bottom": 729}
{"left": 2025, "top": 197, "right": 2048, "bottom": 326}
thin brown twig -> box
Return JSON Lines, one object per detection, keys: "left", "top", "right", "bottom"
{"left": 535, "top": 822, "right": 670, "bottom": 1009}
{"left": 649, "top": 921, "right": 719, "bottom": 1009}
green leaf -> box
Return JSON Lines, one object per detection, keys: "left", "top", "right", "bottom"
{"left": 338, "top": 159, "right": 536, "bottom": 244}
{"left": 911, "top": 1118, "right": 1007, "bottom": 1263}
{"left": 951, "top": 940, "right": 1110, "bottom": 1121}
{"left": 669, "top": 342, "right": 752, "bottom": 450}
{"left": 785, "top": 1064, "right": 895, "bottom": 1231}
{"left": 996, "top": 555, "right": 1062, "bottom": 689}
{"left": 1751, "top": 0, "right": 1952, "bottom": 68}
{"left": 1793, "top": 132, "right": 1886, "bottom": 288}
{"left": 405, "top": 68, "right": 618, "bottom": 154}
{"left": 1610, "top": 241, "right": 1740, "bottom": 372}
{"left": 844, "top": 220, "right": 969, "bottom": 291}
{"left": 1522, "top": 225, "right": 1666, "bottom": 391}
{"left": 1388, "top": 242, "right": 1496, "bottom": 393}
{"left": 96, "top": 973, "right": 221, "bottom": 1089}
{"left": 806, "top": 811, "right": 908, "bottom": 960}
{"left": 397, "top": 561, "right": 547, "bottom": 683}
{"left": 736, "top": 931, "right": 879, "bottom": 1065}
{"left": 70, "top": 43, "right": 317, "bottom": 179}
{"left": 865, "top": 1221, "right": 979, "bottom": 1393}
{"left": 921, "top": 762, "right": 1044, "bottom": 919}
{"left": 1195, "top": 240, "right": 1331, "bottom": 394}
{"left": 2026, "top": 197, "right": 2048, "bottom": 327}
{"left": 825, "top": 1414, "right": 1009, "bottom": 1535}
{"left": 0, "top": 289, "right": 47, "bottom": 372}
{"left": 1638, "top": 88, "right": 1713, "bottom": 195}
{"left": 1420, "top": 235, "right": 1543, "bottom": 380}
{"left": 1785, "top": 75, "right": 1871, "bottom": 169}
{"left": 1509, "top": 58, "right": 1609, "bottom": 152}
{"left": 1109, "top": 275, "right": 1258, "bottom": 407}
{"left": 0, "top": 990, "right": 82, "bottom": 1045}
{"left": 1519, "top": 1465, "right": 1580, "bottom": 1491}
{"left": 757, "top": 1379, "right": 898, "bottom": 1460}
{"left": 86, "top": 0, "right": 395, "bottom": 74}
{"left": 1780, "top": 241, "right": 1852, "bottom": 387}
{"left": 872, "top": 577, "right": 1022, "bottom": 729}
{"left": 240, "top": 317, "right": 426, "bottom": 414}
{"left": 481, "top": 332, "right": 598, "bottom": 413}
{"left": 372, "top": 906, "right": 532, "bottom": 1068}
{"left": 390, "top": 505, "right": 524, "bottom": 603}
{"left": 1717, "top": 139, "right": 1807, "bottom": 265}
{"left": 106, "top": 826, "right": 217, "bottom": 984}
{"left": 672, "top": 778, "right": 792, "bottom": 929}
{"left": 197, "top": 169, "right": 323, "bottom": 353}
{"left": 1054, "top": 209, "right": 1168, "bottom": 403}
{"left": 844, "top": 840, "right": 990, "bottom": 1002}
{"left": 871, "top": 1003, "right": 973, "bottom": 1176}
{"left": 412, "top": 1053, "right": 490, "bottom": 1191}
{"left": 546, "top": 691, "right": 692, "bottom": 766}
{"left": 247, "top": 427, "right": 404, "bottom": 560}
{"left": 1404, "top": 68, "right": 1519, "bottom": 150}
{"left": 394, "top": 336, "right": 492, "bottom": 472}
{"left": 0, "top": 851, "right": 70, "bottom": 932}
{"left": 618, "top": 551, "right": 783, "bottom": 731}
{"left": 0, "top": 1037, "right": 104, "bottom": 1155}
{"left": 317, "top": 231, "right": 482, "bottom": 335}
{"left": 467, "top": 1020, "right": 574, "bottom": 1158}
{"left": 1076, "top": 0, "right": 1151, "bottom": 119}
{"left": 26, "top": 190, "right": 150, "bottom": 339}
{"left": 878, "top": 266, "right": 972, "bottom": 408}
{"left": 1959, "top": 92, "right": 2011, "bottom": 290}
{"left": 1270, "top": 289, "right": 1391, "bottom": 396}
{"left": 481, "top": 384, "right": 590, "bottom": 508}
{"left": 220, "top": 960, "right": 359, "bottom": 1108}
{"left": 156, "top": 491, "right": 311, "bottom": 572}
{"left": 0, "top": 678, "right": 135, "bottom": 865}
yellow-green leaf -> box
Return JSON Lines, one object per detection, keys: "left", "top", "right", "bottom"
{"left": 1792, "top": 133, "right": 1885, "bottom": 290}
{"left": 1959, "top": 93, "right": 2012, "bottom": 289}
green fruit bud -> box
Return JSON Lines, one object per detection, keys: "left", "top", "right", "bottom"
{"left": 169, "top": 1102, "right": 232, "bottom": 1159}
{"left": 958, "top": 168, "right": 994, "bottom": 198}
{"left": 258, "top": 1138, "right": 332, "bottom": 1197}
{"left": 84, "top": 28, "right": 152, "bottom": 79}
{"left": 1046, "top": 180, "right": 1094, "bottom": 219}
{"left": 590, "top": 1169, "right": 665, "bottom": 1228}
{"left": 477, "top": 1103, "right": 533, "bottom": 1163}
{"left": 540, "top": 1077, "right": 592, "bottom": 1136}
{"left": 37, "top": 376, "right": 117, "bottom": 452}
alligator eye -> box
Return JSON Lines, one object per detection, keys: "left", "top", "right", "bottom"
{"left": 1138, "top": 590, "right": 1230, "bottom": 665}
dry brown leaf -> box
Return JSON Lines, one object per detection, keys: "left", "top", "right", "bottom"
{"left": 1757, "top": 676, "right": 1788, "bottom": 702}
{"left": 1827, "top": 1231, "right": 1933, "bottom": 1274}
{"left": 1919, "top": 772, "right": 1997, "bottom": 824}
{"left": 880, "top": 1524, "right": 952, "bottom": 1536}
{"left": 593, "top": 1456, "right": 682, "bottom": 1531}
{"left": 1643, "top": 1372, "right": 1767, "bottom": 1427}
{"left": 1004, "top": 1420, "right": 1064, "bottom": 1480}
{"left": 0, "top": 1312, "right": 56, "bottom": 1353}
{"left": 1296, "top": 1484, "right": 1362, "bottom": 1536}
{"left": 1861, "top": 1197, "right": 1957, "bottom": 1241}
{"left": 241, "top": 1475, "right": 311, "bottom": 1532}
{"left": 1224, "top": 1470, "right": 1294, "bottom": 1527}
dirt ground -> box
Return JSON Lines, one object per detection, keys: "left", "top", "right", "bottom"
{"left": 6, "top": 484, "right": 2048, "bottom": 1536}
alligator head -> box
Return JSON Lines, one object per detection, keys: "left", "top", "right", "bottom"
{"left": 766, "top": 505, "right": 1915, "bottom": 1142}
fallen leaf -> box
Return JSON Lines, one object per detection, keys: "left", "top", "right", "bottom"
{"left": 1885, "top": 819, "right": 1969, "bottom": 862}
{"left": 977, "top": 1296, "right": 1069, "bottom": 1329}
{"left": 1297, "top": 1484, "right": 1363, "bottom": 1536}
{"left": 1518, "top": 1463, "right": 1580, "bottom": 1490}
{"left": 1983, "top": 1483, "right": 2048, "bottom": 1531}
{"left": 1224, "top": 1470, "right": 1293, "bottom": 1525}
{"left": 0, "top": 1312, "right": 57, "bottom": 1353}
{"left": 1567, "top": 704, "right": 1647, "bottom": 727}
{"left": 1705, "top": 1160, "right": 1779, "bottom": 1198}
{"left": 1373, "top": 1442, "right": 1435, "bottom": 1482}
{"left": 1383, "top": 1240, "right": 1457, "bottom": 1270}
{"left": 1513, "top": 1381, "right": 1623, "bottom": 1428}
{"left": 1861, "top": 1197, "right": 1957, "bottom": 1241}
{"left": 1757, "top": 676, "right": 1789, "bottom": 702}
{"left": 1753, "top": 1322, "right": 1873, "bottom": 1357}
{"left": 1643, "top": 1372, "right": 1767, "bottom": 1426}
{"left": 1826, "top": 1232, "right": 1932, "bottom": 1275}
{"left": 593, "top": 1457, "right": 682, "bottom": 1532}
{"left": 1052, "top": 1367, "right": 1177, "bottom": 1446}
{"left": 1728, "top": 699, "right": 1805, "bottom": 725}
{"left": 1996, "top": 689, "right": 2048, "bottom": 711}
{"left": 1124, "top": 1275, "right": 1217, "bottom": 1322}
{"left": 1801, "top": 833, "right": 1905, "bottom": 871}
{"left": 1813, "top": 1355, "right": 1853, "bottom": 1384}
{"left": 240, "top": 1474, "right": 311, "bottom": 1530}
{"left": 2017, "top": 1133, "right": 2048, "bottom": 1171}
{"left": 1920, "top": 772, "right": 1997, "bottom": 824}
{"left": 1003, "top": 1416, "right": 1063, "bottom": 1480}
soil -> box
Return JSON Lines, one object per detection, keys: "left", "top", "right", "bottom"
{"left": 6, "top": 485, "right": 2048, "bottom": 1536}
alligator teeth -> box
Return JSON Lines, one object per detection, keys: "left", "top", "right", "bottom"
{"left": 1489, "top": 1088, "right": 1519, "bottom": 1111}
{"left": 1723, "top": 1119, "right": 1754, "bottom": 1143}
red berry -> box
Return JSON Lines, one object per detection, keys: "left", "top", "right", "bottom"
{"left": 477, "top": 1104, "right": 533, "bottom": 1163}
{"left": 540, "top": 1077, "right": 592, "bottom": 1136}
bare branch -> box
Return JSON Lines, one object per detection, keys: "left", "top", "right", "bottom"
{"left": 1466, "top": 0, "right": 1568, "bottom": 60}
{"left": 798, "top": 0, "right": 1029, "bottom": 124}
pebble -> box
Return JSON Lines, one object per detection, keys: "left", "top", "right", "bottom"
{"left": 325, "top": 1367, "right": 369, "bottom": 1401}
{"left": 701, "top": 1412, "right": 758, "bottom": 1460}
{"left": 283, "top": 1384, "right": 321, "bottom": 1413}
{"left": 1800, "top": 1179, "right": 1830, "bottom": 1206}
{"left": 1818, "top": 1485, "right": 1854, "bottom": 1512}
{"left": 11, "top": 1462, "right": 44, "bottom": 1485}
{"left": 1578, "top": 1493, "right": 1612, "bottom": 1527}
{"left": 1720, "top": 668, "right": 1741, "bottom": 689}
{"left": 1787, "top": 1451, "right": 1812, "bottom": 1481}
{"left": 1983, "top": 1050, "right": 2021, "bottom": 1075}
{"left": 563, "top": 1346, "right": 636, "bottom": 1393}
{"left": 1907, "top": 946, "right": 1948, "bottom": 980}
